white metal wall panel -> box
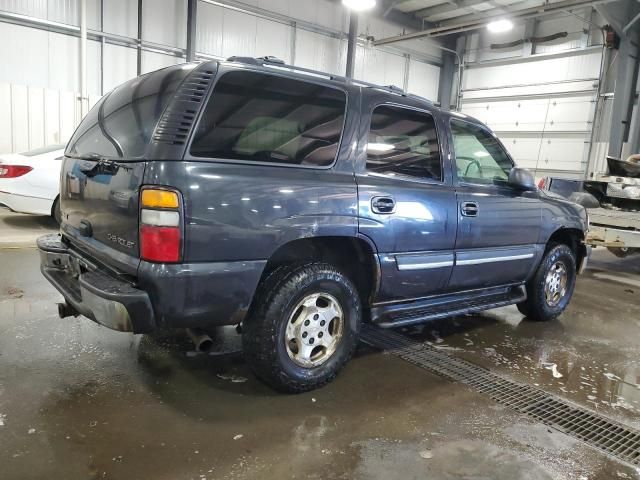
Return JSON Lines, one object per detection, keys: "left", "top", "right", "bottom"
{"left": 44, "top": 89, "right": 61, "bottom": 145}
{"left": 27, "top": 87, "right": 45, "bottom": 149}
{"left": 407, "top": 60, "right": 440, "bottom": 101}
{"left": 0, "top": 23, "right": 48, "bottom": 87}
{"left": 294, "top": 29, "right": 344, "bottom": 76}
{"left": 255, "top": 18, "right": 292, "bottom": 63}
{"left": 10, "top": 84, "right": 29, "bottom": 153}
{"left": 103, "top": 44, "right": 137, "bottom": 93}
{"left": 534, "top": 11, "right": 587, "bottom": 54}
{"left": 103, "top": 0, "right": 138, "bottom": 38}
{"left": 59, "top": 90, "right": 77, "bottom": 145}
{"left": 142, "top": 51, "right": 183, "bottom": 75}
{"left": 0, "top": 84, "right": 11, "bottom": 153}
{"left": 143, "top": 0, "right": 187, "bottom": 48}
{"left": 196, "top": 1, "right": 224, "bottom": 57}
{"left": 464, "top": 51, "right": 601, "bottom": 90}
{"left": 48, "top": 31, "right": 79, "bottom": 92}
{"left": 221, "top": 8, "right": 257, "bottom": 58}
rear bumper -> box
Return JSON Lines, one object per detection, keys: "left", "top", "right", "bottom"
{"left": 38, "top": 234, "right": 155, "bottom": 333}
{"left": 38, "top": 233, "right": 268, "bottom": 332}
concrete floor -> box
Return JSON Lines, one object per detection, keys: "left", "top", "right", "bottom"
{"left": 1, "top": 227, "right": 640, "bottom": 479}
{"left": 0, "top": 210, "right": 58, "bottom": 247}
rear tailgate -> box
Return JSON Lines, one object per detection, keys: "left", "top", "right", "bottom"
{"left": 60, "top": 157, "right": 146, "bottom": 275}
{"left": 59, "top": 63, "right": 195, "bottom": 275}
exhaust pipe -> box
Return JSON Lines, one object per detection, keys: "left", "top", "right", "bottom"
{"left": 58, "top": 302, "right": 79, "bottom": 319}
{"left": 187, "top": 328, "right": 214, "bottom": 352}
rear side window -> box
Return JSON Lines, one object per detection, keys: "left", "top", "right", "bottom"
{"left": 66, "top": 64, "right": 194, "bottom": 160}
{"left": 366, "top": 105, "right": 442, "bottom": 181}
{"left": 190, "top": 71, "right": 347, "bottom": 167}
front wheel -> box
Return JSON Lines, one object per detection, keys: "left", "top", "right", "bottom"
{"left": 517, "top": 244, "right": 577, "bottom": 321}
{"left": 242, "top": 263, "right": 361, "bottom": 393}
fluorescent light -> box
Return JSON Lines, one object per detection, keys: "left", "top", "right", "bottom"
{"left": 474, "top": 151, "right": 491, "bottom": 157}
{"left": 487, "top": 19, "right": 513, "bottom": 33}
{"left": 342, "top": 0, "right": 376, "bottom": 11}
{"left": 367, "top": 142, "right": 394, "bottom": 152}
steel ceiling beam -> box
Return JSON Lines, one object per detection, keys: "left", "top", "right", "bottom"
{"left": 437, "top": 0, "right": 610, "bottom": 27}
{"left": 374, "top": 0, "right": 613, "bottom": 43}
{"left": 412, "top": 0, "right": 489, "bottom": 19}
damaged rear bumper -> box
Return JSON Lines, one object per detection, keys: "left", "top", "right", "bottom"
{"left": 37, "top": 234, "right": 155, "bottom": 333}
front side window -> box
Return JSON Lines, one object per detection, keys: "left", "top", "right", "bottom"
{"left": 366, "top": 105, "right": 442, "bottom": 181}
{"left": 190, "top": 71, "right": 347, "bottom": 167}
{"left": 450, "top": 119, "right": 513, "bottom": 185}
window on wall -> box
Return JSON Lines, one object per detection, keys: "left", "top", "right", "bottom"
{"left": 450, "top": 119, "right": 513, "bottom": 185}
{"left": 190, "top": 71, "right": 347, "bottom": 167}
{"left": 366, "top": 105, "right": 442, "bottom": 181}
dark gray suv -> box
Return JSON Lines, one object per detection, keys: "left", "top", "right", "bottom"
{"left": 38, "top": 57, "right": 590, "bottom": 392}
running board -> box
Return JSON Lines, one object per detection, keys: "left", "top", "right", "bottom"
{"left": 372, "top": 285, "right": 527, "bottom": 328}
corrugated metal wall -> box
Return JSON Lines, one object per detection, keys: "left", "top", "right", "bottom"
{"left": 460, "top": 10, "right": 606, "bottom": 180}
{"left": 0, "top": 0, "right": 442, "bottom": 153}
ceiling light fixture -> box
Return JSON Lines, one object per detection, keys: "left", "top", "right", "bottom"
{"left": 342, "top": 0, "right": 376, "bottom": 12}
{"left": 487, "top": 19, "right": 513, "bottom": 33}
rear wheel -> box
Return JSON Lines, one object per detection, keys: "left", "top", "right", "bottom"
{"left": 52, "top": 197, "right": 62, "bottom": 225}
{"left": 517, "top": 244, "right": 576, "bottom": 321}
{"left": 242, "top": 262, "right": 361, "bottom": 393}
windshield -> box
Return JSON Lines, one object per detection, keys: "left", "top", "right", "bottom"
{"left": 20, "top": 144, "right": 66, "bottom": 157}
{"left": 65, "top": 64, "right": 195, "bottom": 160}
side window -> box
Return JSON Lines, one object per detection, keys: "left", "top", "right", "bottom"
{"left": 450, "top": 119, "right": 513, "bottom": 185}
{"left": 366, "top": 105, "right": 442, "bottom": 181}
{"left": 190, "top": 71, "right": 347, "bottom": 167}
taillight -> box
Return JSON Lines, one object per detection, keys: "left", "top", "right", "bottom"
{"left": 537, "top": 177, "right": 546, "bottom": 190}
{"left": 0, "top": 165, "right": 33, "bottom": 178}
{"left": 139, "top": 188, "right": 182, "bottom": 263}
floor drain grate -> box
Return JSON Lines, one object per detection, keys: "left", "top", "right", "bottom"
{"left": 361, "top": 325, "right": 640, "bottom": 467}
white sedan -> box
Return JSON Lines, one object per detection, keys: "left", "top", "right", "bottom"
{"left": 0, "top": 144, "right": 66, "bottom": 224}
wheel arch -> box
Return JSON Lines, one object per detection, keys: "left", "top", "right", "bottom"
{"left": 546, "top": 227, "right": 587, "bottom": 271}
{"left": 258, "top": 235, "right": 380, "bottom": 308}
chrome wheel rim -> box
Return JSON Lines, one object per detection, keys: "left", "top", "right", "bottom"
{"left": 544, "top": 261, "right": 568, "bottom": 307}
{"left": 285, "top": 292, "right": 344, "bottom": 368}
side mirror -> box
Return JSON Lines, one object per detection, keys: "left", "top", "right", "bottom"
{"left": 508, "top": 167, "right": 536, "bottom": 190}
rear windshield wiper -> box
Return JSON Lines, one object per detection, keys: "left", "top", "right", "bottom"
{"left": 78, "top": 155, "right": 120, "bottom": 177}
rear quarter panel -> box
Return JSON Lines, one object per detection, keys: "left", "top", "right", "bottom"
{"left": 144, "top": 161, "right": 359, "bottom": 262}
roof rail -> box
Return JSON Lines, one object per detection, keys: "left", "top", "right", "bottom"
{"left": 224, "top": 56, "right": 432, "bottom": 104}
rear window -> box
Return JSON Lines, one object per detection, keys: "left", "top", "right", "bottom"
{"left": 190, "top": 71, "right": 347, "bottom": 167}
{"left": 66, "top": 64, "right": 194, "bottom": 160}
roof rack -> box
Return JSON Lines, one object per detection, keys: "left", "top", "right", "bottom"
{"left": 224, "top": 56, "right": 432, "bottom": 105}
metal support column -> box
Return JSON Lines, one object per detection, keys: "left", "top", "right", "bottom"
{"left": 608, "top": 36, "right": 640, "bottom": 158}
{"left": 345, "top": 12, "right": 358, "bottom": 79}
{"left": 186, "top": 0, "right": 197, "bottom": 62}
{"left": 137, "top": 0, "right": 143, "bottom": 75}
{"left": 100, "top": 0, "right": 105, "bottom": 95}
{"left": 438, "top": 49, "right": 455, "bottom": 110}
{"left": 80, "top": 0, "right": 87, "bottom": 117}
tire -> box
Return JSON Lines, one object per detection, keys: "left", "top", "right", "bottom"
{"left": 517, "top": 244, "right": 577, "bottom": 322}
{"left": 242, "top": 262, "right": 361, "bottom": 393}
{"left": 607, "top": 247, "right": 639, "bottom": 258}
{"left": 52, "top": 197, "right": 62, "bottom": 225}
{"left": 568, "top": 191, "right": 600, "bottom": 209}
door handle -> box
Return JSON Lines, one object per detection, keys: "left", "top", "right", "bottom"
{"left": 460, "top": 201, "right": 479, "bottom": 217}
{"left": 371, "top": 196, "right": 396, "bottom": 214}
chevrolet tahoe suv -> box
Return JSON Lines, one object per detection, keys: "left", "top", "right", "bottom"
{"left": 38, "top": 57, "right": 589, "bottom": 392}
